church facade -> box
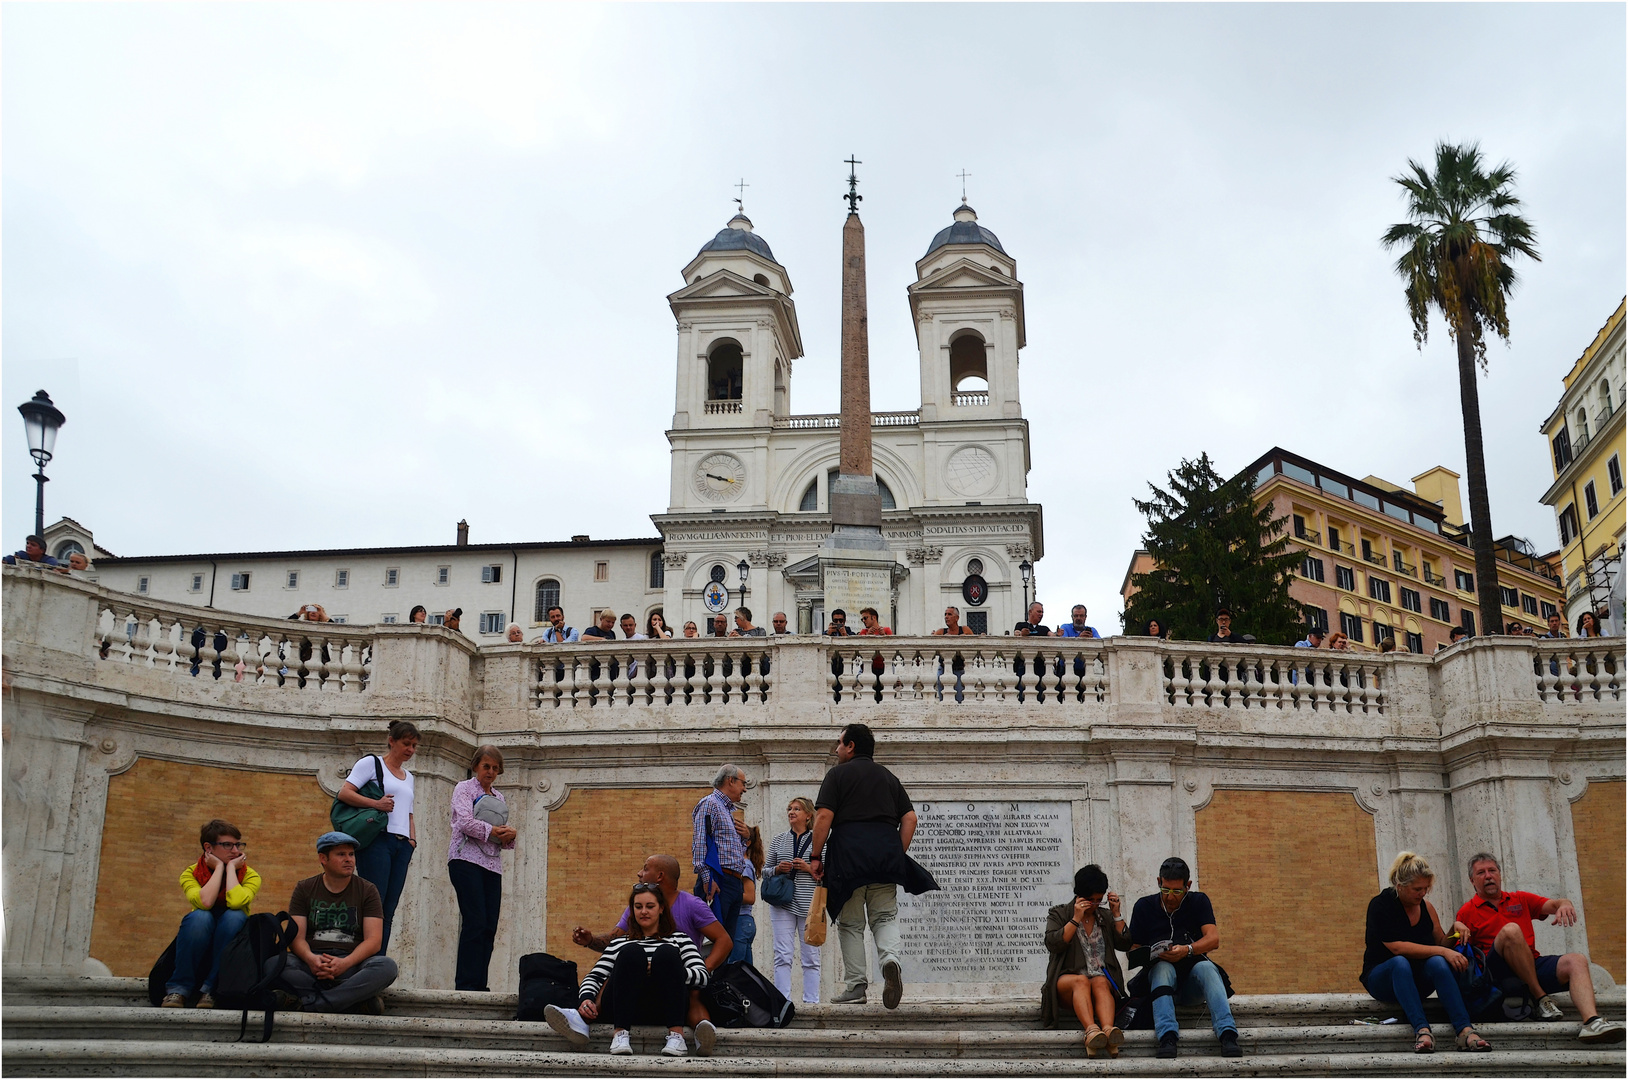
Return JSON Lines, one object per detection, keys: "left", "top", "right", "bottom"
{"left": 81, "top": 201, "right": 1045, "bottom": 638}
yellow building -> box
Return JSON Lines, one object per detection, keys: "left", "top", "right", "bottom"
{"left": 1121, "top": 448, "right": 1567, "bottom": 651}
{"left": 1540, "top": 299, "right": 1626, "bottom": 633}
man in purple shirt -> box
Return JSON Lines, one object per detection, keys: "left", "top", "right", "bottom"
{"left": 568, "top": 854, "right": 731, "bottom": 1054}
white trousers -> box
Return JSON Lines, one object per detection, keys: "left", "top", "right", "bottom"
{"left": 769, "top": 903, "right": 822, "bottom": 1003}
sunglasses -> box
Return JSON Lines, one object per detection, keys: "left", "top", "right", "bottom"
{"left": 631, "top": 883, "right": 660, "bottom": 894}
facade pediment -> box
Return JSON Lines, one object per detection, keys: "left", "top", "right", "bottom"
{"left": 910, "top": 259, "right": 1020, "bottom": 294}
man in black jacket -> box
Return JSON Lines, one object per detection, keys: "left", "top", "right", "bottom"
{"left": 808, "top": 724, "right": 934, "bottom": 1009}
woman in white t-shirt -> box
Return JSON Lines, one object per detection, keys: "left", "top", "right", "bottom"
{"left": 337, "top": 719, "right": 420, "bottom": 954}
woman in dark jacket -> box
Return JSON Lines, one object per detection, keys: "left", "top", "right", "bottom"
{"left": 1042, "top": 864, "right": 1134, "bottom": 1057}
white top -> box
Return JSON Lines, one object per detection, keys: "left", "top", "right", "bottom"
{"left": 348, "top": 754, "right": 414, "bottom": 837}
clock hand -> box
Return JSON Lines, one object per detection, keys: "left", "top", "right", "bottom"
{"left": 706, "top": 473, "right": 737, "bottom": 484}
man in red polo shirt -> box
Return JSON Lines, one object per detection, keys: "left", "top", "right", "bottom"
{"left": 1456, "top": 852, "right": 1622, "bottom": 1043}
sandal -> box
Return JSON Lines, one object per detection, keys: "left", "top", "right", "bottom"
{"left": 1456, "top": 1028, "right": 1491, "bottom": 1052}
{"left": 1413, "top": 1028, "right": 1434, "bottom": 1054}
{"left": 1084, "top": 1025, "right": 1108, "bottom": 1058}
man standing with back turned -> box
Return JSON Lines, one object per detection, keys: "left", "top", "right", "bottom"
{"left": 808, "top": 723, "right": 937, "bottom": 1009}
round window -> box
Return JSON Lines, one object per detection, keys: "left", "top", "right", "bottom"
{"left": 710, "top": 564, "right": 727, "bottom": 583}
{"left": 966, "top": 558, "right": 984, "bottom": 576}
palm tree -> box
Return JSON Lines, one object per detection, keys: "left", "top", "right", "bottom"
{"left": 1382, "top": 142, "right": 1539, "bottom": 637}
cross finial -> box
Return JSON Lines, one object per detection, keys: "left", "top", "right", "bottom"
{"left": 957, "top": 169, "right": 972, "bottom": 204}
{"left": 844, "top": 155, "right": 863, "bottom": 213}
{"left": 733, "top": 178, "right": 749, "bottom": 213}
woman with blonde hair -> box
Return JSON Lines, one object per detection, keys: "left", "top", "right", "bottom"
{"left": 1360, "top": 851, "right": 1489, "bottom": 1053}
{"left": 763, "top": 796, "right": 823, "bottom": 1002}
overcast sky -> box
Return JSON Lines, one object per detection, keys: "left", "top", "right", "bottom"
{"left": 5, "top": 3, "right": 1624, "bottom": 625}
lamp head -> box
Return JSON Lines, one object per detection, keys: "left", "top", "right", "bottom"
{"left": 1019, "top": 559, "right": 1032, "bottom": 585}
{"left": 737, "top": 559, "right": 750, "bottom": 584}
{"left": 18, "top": 390, "right": 65, "bottom": 467}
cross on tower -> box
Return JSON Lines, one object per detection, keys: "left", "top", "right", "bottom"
{"left": 844, "top": 155, "right": 863, "bottom": 212}
{"left": 957, "top": 169, "right": 972, "bottom": 204}
{"left": 733, "top": 178, "right": 749, "bottom": 213}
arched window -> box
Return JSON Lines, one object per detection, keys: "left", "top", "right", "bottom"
{"left": 54, "top": 539, "right": 84, "bottom": 561}
{"left": 949, "top": 332, "right": 988, "bottom": 393}
{"left": 815, "top": 468, "right": 897, "bottom": 511}
{"left": 708, "top": 341, "right": 743, "bottom": 401}
{"left": 753, "top": 273, "right": 770, "bottom": 286}
{"left": 799, "top": 479, "right": 818, "bottom": 512}
{"left": 650, "top": 551, "right": 665, "bottom": 589}
{"left": 774, "top": 359, "right": 789, "bottom": 416}
{"left": 534, "top": 579, "right": 562, "bottom": 623}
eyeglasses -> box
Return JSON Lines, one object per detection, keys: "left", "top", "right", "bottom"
{"left": 1158, "top": 887, "right": 1187, "bottom": 897}
{"left": 213, "top": 841, "right": 247, "bottom": 851}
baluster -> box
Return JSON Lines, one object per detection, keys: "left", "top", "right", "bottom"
{"left": 316, "top": 638, "right": 338, "bottom": 692}
{"left": 638, "top": 649, "right": 655, "bottom": 706}
{"left": 133, "top": 616, "right": 157, "bottom": 668}
{"left": 535, "top": 655, "right": 551, "bottom": 709}
{"left": 1370, "top": 663, "right": 1385, "bottom": 713}
{"left": 758, "top": 648, "right": 773, "bottom": 702}
{"left": 653, "top": 650, "right": 673, "bottom": 708}
{"left": 1585, "top": 650, "right": 1602, "bottom": 701}
{"left": 336, "top": 641, "right": 359, "bottom": 693}
{"left": 909, "top": 652, "right": 925, "bottom": 700}
{"left": 619, "top": 649, "right": 635, "bottom": 707}
{"left": 219, "top": 628, "right": 242, "bottom": 683}
{"left": 680, "top": 652, "right": 695, "bottom": 706}
{"left": 145, "top": 615, "right": 175, "bottom": 670}
{"left": 697, "top": 649, "right": 715, "bottom": 705}
{"left": 1536, "top": 650, "right": 1558, "bottom": 703}
{"left": 561, "top": 653, "right": 579, "bottom": 707}
{"left": 992, "top": 652, "right": 1009, "bottom": 702}
{"left": 968, "top": 653, "right": 985, "bottom": 702}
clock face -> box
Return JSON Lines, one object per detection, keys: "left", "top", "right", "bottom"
{"left": 694, "top": 453, "right": 746, "bottom": 503}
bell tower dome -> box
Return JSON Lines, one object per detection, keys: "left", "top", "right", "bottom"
{"left": 907, "top": 203, "right": 1025, "bottom": 422}
{"left": 667, "top": 213, "right": 803, "bottom": 430}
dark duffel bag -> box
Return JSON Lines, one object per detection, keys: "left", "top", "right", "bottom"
{"left": 700, "top": 960, "right": 795, "bottom": 1028}
{"left": 517, "top": 952, "right": 580, "bottom": 1021}
{"left": 147, "top": 936, "right": 180, "bottom": 1006}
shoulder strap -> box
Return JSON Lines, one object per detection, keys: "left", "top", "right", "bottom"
{"left": 373, "top": 755, "right": 385, "bottom": 788}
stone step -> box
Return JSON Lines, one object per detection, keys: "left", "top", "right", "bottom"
{"left": 7, "top": 977, "right": 1622, "bottom": 1028}
{"left": 3, "top": 1038, "right": 1623, "bottom": 1077}
{"left": 4, "top": 1005, "right": 1623, "bottom": 1059}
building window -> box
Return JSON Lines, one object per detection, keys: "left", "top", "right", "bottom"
{"left": 189, "top": 573, "right": 204, "bottom": 593}
{"left": 650, "top": 551, "right": 665, "bottom": 589}
{"left": 1461, "top": 608, "right": 1476, "bottom": 634}
{"left": 1373, "top": 622, "right": 1394, "bottom": 644}
{"left": 1430, "top": 597, "right": 1451, "bottom": 621}
{"left": 534, "top": 579, "right": 561, "bottom": 623}
{"left": 1610, "top": 454, "right": 1623, "bottom": 496}
{"left": 230, "top": 572, "right": 251, "bottom": 591}
{"left": 1559, "top": 505, "right": 1578, "bottom": 545}
{"left": 594, "top": 561, "right": 609, "bottom": 583}
{"left": 137, "top": 576, "right": 150, "bottom": 594}
{"left": 1552, "top": 428, "right": 1573, "bottom": 471}
{"left": 1304, "top": 606, "right": 1329, "bottom": 634}
{"left": 436, "top": 566, "right": 450, "bottom": 586}
{"left": 335, "top": 569, "right": 349, "bottom": 588}
{"left": 1399, "top": 587, "right": 1421, "bottom": 613}
{"left": 1454, "top": 569, "right": 1474, "bottom": 592}
{"left": 1406, "top": 631, "right": 1424, "bottom": 654}
{"left": 1340, "top": 612, "right": 1364, "bottom": 643}
{"left": 1584, "top": 481, "right": 1599, "bottom": 520}
{"left": 382, "top": 614, "right": 399, "bottom": 624}
{"left": 385, "top": 568, "right": 399, "bottom": 587}
{"left": 707, "top": 341, "right": 744, "bottom": 401}
{"left": 482, "top": 564, "right": 502, "bottom": 584}
{"left": 429, "top": 613, "right": 445, "bottom": 626}
{"left": 1361, "top": 539, "right": 1373, "bottom": 561}
{"left": 1499, "top": 586, "right": 1519, "bottom": 609}
{"left": 967, "top": 611, "right": 988, "bottom": 635}
{"left": 1368, "top": 578, "right": 1392, "bottom": 603}
{"left": 1300, "top": 556, "right": 1325, "bottom": 582}
{"left": 329, "top": 615, "right": 348, "bottom": 624}
{"left": 1327, "top": 526, "right": 1341, "bottom": 551}
{"left": 286, "top": 570, "right": 299, "bottom": 589}
{"left": 1335, "top": 566, "right": 1356, "bottom": 591}
{"left": 1540, "top": 600, "right": 1558, "bottom": 620}
{"left": 478, "top": 612, "right": 505, "bottom": 635}
{"left": 799, "top": 480, "right": 819, "bottom": 512}
{"left": 1520, "top": 593, "right": 1538, "bottom": 616}
{"left": 1293, "top": 514, "right": 1307, "bottom": 539}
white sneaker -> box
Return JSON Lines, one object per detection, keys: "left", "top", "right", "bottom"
{"left": 662, "top": 1031, "right": 688, "bottom": 1056}
{"left": 1578, "top": 1016, "right": 1626, "bottom": 1043}
{"left": 1537, "top": 995, "right": 1565, "bottom": 1021}
{"left": 543, "top": 1004, "right": 590, "bottom": 1047}
{"left": 693, "top": 1018, "right": 717, "bottom": 1056}
{"left": 609, "top": 1030, "right": 633, "bottom": 1055}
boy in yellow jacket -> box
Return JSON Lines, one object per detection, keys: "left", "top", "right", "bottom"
{"left": 161, "top": 819, "right": 261, "bottom": 1008}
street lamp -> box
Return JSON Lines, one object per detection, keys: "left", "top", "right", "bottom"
{"left": 737, "top": 559, "right": 751, "bottom": 607}
{"left": 1019, "top": 559, "right": 1033, "bottom": 615}
{"left": 17, "top": 390, "right": 66, "bottom": 539}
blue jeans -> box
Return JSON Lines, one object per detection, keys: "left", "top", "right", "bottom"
{"left": 729, "top": 911, "right": 757, "bottom": 965}
{"left": 166, "top": 907, "right": 247, "bottom": 996}
{"left": 1365, "top": 954, "right": 1473, "bottom": 1033}
{"left": 356, "top": 832, "right": 414, "bottom": 954}
{"left": 705, "top": 872, "right": 745, "bottom": 950}
{"left": 1150, "top": 959, "right": 1236, "bottom": 1040}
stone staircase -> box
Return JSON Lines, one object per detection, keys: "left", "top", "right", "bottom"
{"left": 4, "top": 977, "right": 1623, "bottom": 1076}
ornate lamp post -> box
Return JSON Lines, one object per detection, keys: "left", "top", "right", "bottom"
{"left": 1019, "top": 559, "right": 1033, "bottom": 617}
{"left": 736, "top": 559, "right": 751, "bottom": 608}
{"left": 17, "top": 390, "right": 66, "bottom": 539}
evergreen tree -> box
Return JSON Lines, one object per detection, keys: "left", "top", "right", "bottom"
{"left": 1122, "top": 454, "right": 1308, "bottom": 644}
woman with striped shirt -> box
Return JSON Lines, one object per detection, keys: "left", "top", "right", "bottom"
{"left": 574, "top": 884, "right": 710, "bottom": 1056}
{"left": 764, "top": 796, "right": 823, "bottom": 1003}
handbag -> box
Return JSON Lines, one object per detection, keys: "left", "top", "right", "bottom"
{"left": 763, "top": 831, "right": 810, "bottom": 911}
{"left": 329, "top": 755, "right": 388, "bottom": 850}
{"left": 1452, "top": 941, "right": 1503, "bottom": 1019}
{"left": 472, "top": 793, "right": 509, "bottom": 827}
{"left": 803, "top": 885, "right": 828, "bottom": 946}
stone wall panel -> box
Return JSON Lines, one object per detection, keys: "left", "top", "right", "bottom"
{"left": 1571, "top": 779, "right": 1625, "bottom": 983}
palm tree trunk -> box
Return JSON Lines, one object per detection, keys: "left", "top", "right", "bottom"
{"left": 1455, "top": 328, "right": 1504, "bottom": 635}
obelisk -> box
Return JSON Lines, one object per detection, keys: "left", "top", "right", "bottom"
{"left": 821, "top": 157, "right": 896, "bottom": 624}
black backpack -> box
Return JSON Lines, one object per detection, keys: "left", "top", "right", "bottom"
{"left": 700, "top": 960, "right": 795, "bottom": 1028}
{"left": 212, "top": 911, "right": 298, "bottom": 1043}
{"left": 516, "top": 952, "right": 580, "bottom": 1021}
{"left": 147, "top": 937, "right": 180, "bottom": 1006}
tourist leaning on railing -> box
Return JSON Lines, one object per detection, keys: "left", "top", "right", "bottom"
{"left": 1359, "top": 851, "right": 1488, "bottom": 1053}
{"left": 447, "top": 745, "right": 517, "bottom": 992}
{"left": 336, "top": 720, "right": 420, "bottom": 956}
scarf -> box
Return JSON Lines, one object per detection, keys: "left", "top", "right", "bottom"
{"left": 191, "top": 856, "right": 251, "bottom": 911}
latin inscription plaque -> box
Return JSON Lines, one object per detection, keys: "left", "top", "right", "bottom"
{"left": 897, "top": 801, "right": 1073, "bottom": 984}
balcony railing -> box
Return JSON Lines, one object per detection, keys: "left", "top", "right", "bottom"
{"left": 704, "top": 400, "right": 743, "bottom": 415}
{"left": 1393, "top": 558, "right": 1418, "bottom": 578}
{"left": 1363, "top": 551, "right": 1388, "bottom": 568}
{"left": 951, "top": 390, "right": 990, "bottom": 407}
{"left": 1423, "top": 569, "right": 1447, "bottom": 587}
{"left": 775, "top": 410, "right": 920, "bottom": 429}
{"left": 1331, "top": 540, "right": 1356, "bottom": 556}
{"left": 1295, "top": 528, "right": 1322, "bottom": 545}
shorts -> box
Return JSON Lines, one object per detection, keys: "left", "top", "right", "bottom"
{"left": 1488, "top": 950, "right": 1565, "bottom": 995}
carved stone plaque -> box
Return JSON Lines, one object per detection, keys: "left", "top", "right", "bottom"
{"left": 896, "top": 801, "right": 1073, "bottom": 984}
